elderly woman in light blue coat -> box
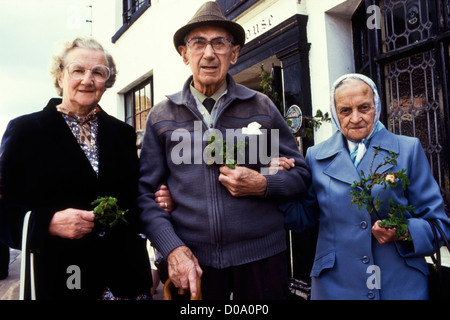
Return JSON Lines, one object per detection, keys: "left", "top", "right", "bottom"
{"left": 277, "top": 73, "right": 450, "bottom": 300}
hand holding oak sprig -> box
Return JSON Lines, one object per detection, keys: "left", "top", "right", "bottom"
{"left": 350, "top": 147, "right": 414, "bottom": 242}
{"left": 91, "top": 196, "right": 128, "bottom": 234}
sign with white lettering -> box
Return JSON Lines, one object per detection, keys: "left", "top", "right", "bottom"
{"left": 236, "top": 0, "right": 284, "bottom": 43}
{"left": 244, "top": 14, "right": 275, "bottom": 42}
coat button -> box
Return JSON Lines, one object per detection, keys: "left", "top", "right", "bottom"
{"left": 360, "top": 221, "right": 368, "bottom": 229}
{"left": 362, "top": 256, "right": 370, "bottom": 264}
{"left": 367, "top": 291, "right": 375, "bottom": 299}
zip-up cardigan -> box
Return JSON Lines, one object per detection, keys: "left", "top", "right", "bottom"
{"left": 138, "top": 74, "right": 311, "bottom": 268}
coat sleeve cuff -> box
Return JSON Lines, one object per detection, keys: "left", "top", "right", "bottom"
{"left": 263, "top": 174, "right": 286, "bottom": 198}
{"left": 396, "top": 218, "right": 433, "bottom": 257}
{"left": 150, "top": 226, "right": 186, "bottom": 259}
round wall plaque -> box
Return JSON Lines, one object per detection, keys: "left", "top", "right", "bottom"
{"left": 285, "top": 105, "right": 303, "bottom": 134}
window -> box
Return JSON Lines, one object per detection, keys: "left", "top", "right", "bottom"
{"left": 112, "top": 0, "right": 151, "bottom": 43}
{"left": 382, "top": 0, "right": 434, "bottom": 52}
{"left": 216, "top": 0, "right": 259, "bottom": 20}
{"left": 125, "top": 77, "right": 153, "bottom": 131}
{"left": 385, "top": 50, "right": 445, "bottom": 186}
{"left": 352, "top": 0, "right": 450, "bottom": 206}
{"left": 123, "top": 0, "right": 147, "bottom": 24}
{"left": 380, "top": 0, "right": 448, "bottom": 190}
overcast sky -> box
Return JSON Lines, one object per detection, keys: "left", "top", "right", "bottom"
{"left": 0, "top": 0, "right": 92, "bottom": 139}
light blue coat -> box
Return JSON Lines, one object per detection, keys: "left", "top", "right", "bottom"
{"left": 283, "top": 128, "right": 450, "bottom": 299}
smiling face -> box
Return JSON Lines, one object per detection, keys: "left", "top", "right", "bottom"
{"left": 178, "top": 26, "right": 240, "bottom": 97}
{"left": 334, "top": 79, "right": 376, "bottom": 141}
{"left": 58, "top": 47, "right": 107, "bottom": 115}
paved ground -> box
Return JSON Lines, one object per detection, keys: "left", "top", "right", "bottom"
{"left": 0, "top": 249, "right": 21, "bottom": 300}
{"left": 0, "top": 248, "right": 164, "bottom": 300}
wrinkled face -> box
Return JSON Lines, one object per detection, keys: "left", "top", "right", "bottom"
{"left": 58, "top": 48, "right": 107, "bottom": 112}
{"left": 335, "top": 80, "right": 376, "bottom": 141}
{"left": 178, "top": 26, "right": 240, "bottom": 97}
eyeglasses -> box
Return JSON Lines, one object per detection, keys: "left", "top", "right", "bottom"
{"left": 65, "top": 62, "right": 111, "bottom": 83}
{"left": 186, "top": 37, "right": 234, "bottom": 54}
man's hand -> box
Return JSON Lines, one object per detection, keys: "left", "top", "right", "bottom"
{"left": 167, "top": 246, "right": 203, "bottom": 298}
{"left": 48, "top": 209, "right": 95, "bottom": 239}
{"left": 218, "top": 165, "right": 267, "bottom": 197}
{"left": 155, "top": 184, "right": 175, "bottom": 213}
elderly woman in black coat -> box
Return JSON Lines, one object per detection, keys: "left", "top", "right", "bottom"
{"left": 0, "top": 37, "right": 152, "bottom": 299}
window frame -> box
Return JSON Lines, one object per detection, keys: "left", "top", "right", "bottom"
{"left": 112, "top": 0, "right": 151, "bottom": 43}
{"left": 216, "top": 0, "right": 260, "bottom": 20}
{"left": 124, "top": 76, "right": 153, "bottom": 131}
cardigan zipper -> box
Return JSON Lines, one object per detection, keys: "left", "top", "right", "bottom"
{"left": 185, "top": 101, "right": 224, "bottom": 268}
{"left": 209, "top": 164, "right": 223, "bottom": 268}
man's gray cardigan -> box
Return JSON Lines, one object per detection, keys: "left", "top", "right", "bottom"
{"left": 138, "top": 75, "right": 311, "bottom": 269}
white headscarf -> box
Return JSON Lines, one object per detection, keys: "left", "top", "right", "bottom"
{"left": 329, "top": 73, "right": 385, "bottom": 167}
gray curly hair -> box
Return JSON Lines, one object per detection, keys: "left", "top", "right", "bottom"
{"left": 49, "top": 37, "right": 117, "bottom": 96}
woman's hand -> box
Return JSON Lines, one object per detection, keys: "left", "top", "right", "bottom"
{"left": 268, "top": 157, "right": 295, "bottom": 174}
{"left": 48, "top": 209, "right": 95, "bottom": 239}
{"left": 155, "top": 184, "right": 175, "bottom": 213}
{"left": 372, "top": 220, "right": 408, "bottom": 244}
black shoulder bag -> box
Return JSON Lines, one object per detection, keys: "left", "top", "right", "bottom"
{"left": 427, "top": 219, "right": 450, "bottom": 300}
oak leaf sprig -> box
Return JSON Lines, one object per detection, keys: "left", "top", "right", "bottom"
{"left": 205, "top": 135, "right": 247, "bottom": 169}
{"left": 91, "top": 196, "right": 128, "bottom": 232}
{"left": 350, "top": 147, "right": 414, "bottom": 241}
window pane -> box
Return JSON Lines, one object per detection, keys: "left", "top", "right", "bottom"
{"left": 144, "top": 83, "right": 151, "bottom": 110}
{"left": 135, "top": 91, "right": 140, "bottom": 112}
{"left": 125, "top": 77, "right": 153, "bottom": 131}
{"left": 123, "top": 0, "right": 148, "bottom": 24}
{"left": 124, "top": 92, "right": 134, "bottom": 127}
{"left": 381, "top": 0, "right": 434, "bottom": 52}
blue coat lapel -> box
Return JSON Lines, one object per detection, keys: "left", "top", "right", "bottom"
{"left": 357, "top": 128, "right": 399, "bottom": 176}
{"left": 315, "top": 128, "right": 399, "bottom": 185}
{"left": 315, "top": 131, "right": 359, "bottom": 185}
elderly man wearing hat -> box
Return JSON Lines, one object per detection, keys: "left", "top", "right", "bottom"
{"left": 138, "top": 1, "right": 311, "bottom": 300}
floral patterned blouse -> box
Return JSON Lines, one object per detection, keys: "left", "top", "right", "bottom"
{"left": 57, "top": 105, "right": 100, "bottom": 175}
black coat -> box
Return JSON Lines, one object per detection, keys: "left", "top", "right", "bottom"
{"left": 0, "top": 98, "right": 152, "bottom": 299}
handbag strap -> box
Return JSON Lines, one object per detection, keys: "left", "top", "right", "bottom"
{"left": 428, "top": 220, "right": 441, "bottom": 267}
{"left": 428, "top": 220, "right": 450, "bottom": 252}
{"left": 427, "top": 219, "right": 450, "bottom": 270}
{"left": 431, "top": 220, "right": 450, "bottom": 252}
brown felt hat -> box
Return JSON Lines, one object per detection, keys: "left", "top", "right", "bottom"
{"left": 173, "top": 1, "right": 246, "bottom": 54}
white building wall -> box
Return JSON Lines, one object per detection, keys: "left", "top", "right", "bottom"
{"left": 90, "top": 0, "right": 120, "bottom": 117}
{"left": 91, "top": 0, "right": 361, "bottom": 145}
{"left": 92, "top": 0, "right": 206, "bottom": 118}
{"left": 305, "top": 0, "right": 360, "bottom": 143}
